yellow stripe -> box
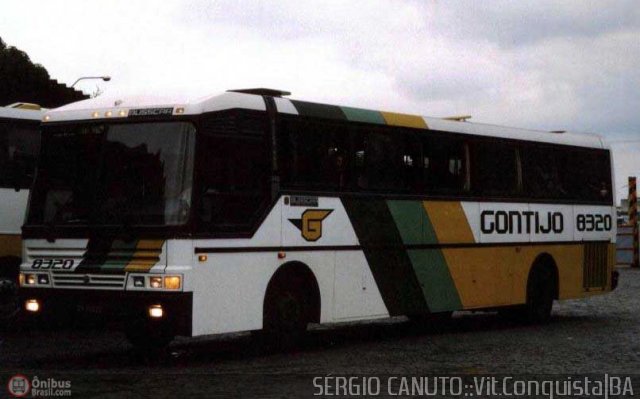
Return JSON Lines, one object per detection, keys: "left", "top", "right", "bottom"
{"left": 124, "top": 240, "right": 164, "bottom": 272}
{"left": 423, "top": 201, "right": 475, "bottom": 244}
{"left": 0, "top": 234, "right": 21, "bottom": 258}
{"left": 381, "top": 112, "right": 428, "bottom": 129}
{"left": 443, "top": 244, "right": 598, "bottom": 309}
{"left": 443, "top": 247, "right": 516, "bottom": 308}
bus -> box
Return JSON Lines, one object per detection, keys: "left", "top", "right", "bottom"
{"left": 0, "top": 103, "right": 42, "bottom": 322}
{"left": 19, "top": 89, "right": 617, "bottom": 349}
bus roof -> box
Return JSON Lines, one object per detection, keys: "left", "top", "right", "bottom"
{"left": 0, "top": 104, "right": 45, "bottom": 121}
{"left": 44, "top": 91, "right": 607, "bottom": 149}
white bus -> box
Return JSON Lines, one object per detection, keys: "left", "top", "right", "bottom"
{"left": 19, "top": 89, "right": 616, "bottom": 349}
{"left": 0, "top": 103, "right": 42, "bottom": 321}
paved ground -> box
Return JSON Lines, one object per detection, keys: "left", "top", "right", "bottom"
{"left": 1, "top": 267, "right": 639, "bottom": 398}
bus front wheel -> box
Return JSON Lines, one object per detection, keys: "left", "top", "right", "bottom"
{"left": 125, "top": 319, "right": 174, "bottom": 352}
{"left": 261, "top": 285, "right": 309, "bottom": 350}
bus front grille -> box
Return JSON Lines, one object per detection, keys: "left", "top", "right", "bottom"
{"left": 583, "top": 242, "right": 608, "bottom": 290}
{"left": 51, "top": 273, "right": 126, "bottom": 290}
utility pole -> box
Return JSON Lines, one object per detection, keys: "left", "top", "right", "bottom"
{"left": 629, "top": 176, "right": 639, "bottom": 268}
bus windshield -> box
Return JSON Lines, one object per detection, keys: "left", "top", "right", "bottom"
{"left": 28, "top": 122, "right": 195, "bottom": 227}
{"left": 0, "top": 120, "right": 40, "bottom": 189}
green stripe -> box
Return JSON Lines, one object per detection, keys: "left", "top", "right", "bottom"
{"left": 387, "top": 200, "right": 462, "bottom": 312}
{"left": 408, "top": 249, "right": 463, "bottom": 312}
{"left": 291, "top": 100, "right": 347, "bottom": 120}
{"left": 341, "top": 106, "right": 386, "bottom": 124}
{"left": 386, "top": 200, "right": 438, "bottom": 245}
{"left": 76, "top": 238, "right": 138, "bottom": 274}
{"left": 387, "top": 200, "right": 425, "bottom": 245}
{"left": 342, "top": 197, "right": 429, "bottom": 316}
{"left": 100, "top": 239, "right": 138, "bottom": 272}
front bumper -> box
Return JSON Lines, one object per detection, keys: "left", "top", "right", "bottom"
{"left": 19, "top": 288, "right": 193, "bottom": 336}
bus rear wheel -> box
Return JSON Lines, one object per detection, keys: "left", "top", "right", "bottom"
{"left": 524, "top": 265, "right": 556, "bottom": 324}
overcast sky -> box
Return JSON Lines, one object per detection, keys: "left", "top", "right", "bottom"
{"left": 2, "top": 0, "right": 639, "bottom": 201}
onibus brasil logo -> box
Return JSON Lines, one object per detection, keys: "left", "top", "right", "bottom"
{"left": 289, "top": 209, "right": 333, "bottom": 242}
{"left": 7, "top": 374, "right": 72, "bottom": 397}
{"left": 7, "top": 375, "right": 30, "bottom": 398}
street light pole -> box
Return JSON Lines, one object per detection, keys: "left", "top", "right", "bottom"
{"left": 70, "top": 76, "right": 111, "bottom": 88}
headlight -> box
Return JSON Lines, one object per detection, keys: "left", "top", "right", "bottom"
{"left": 127, "top": 274, "right": 183, "bottom": 290}
{"left": 133, "top": 276, "right": 145, "bottom": 288}
{"left": 25, "top": 299, "right": 40, "bottom": 312}
{"left": 37, "top": 274, "right": 50, "bottom": 285}
{"left": 19, "top": 273, "right": 25, "bottom": 286}
{"left": 149, "top": 276, "right": 163, "bottom": 289}
{"left": 25, "top": 274, "right": 36, "bottom": 285}
{"left": 148, "top": 304, "right": 163, "bottom": 318}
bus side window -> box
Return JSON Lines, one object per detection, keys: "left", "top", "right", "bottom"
{"left": 197, "top": 111, "right": 270, "bottom": 233}
{"left": 472, "top": 141, "right": 518, "bottom": 197}
{"left": 350, "top": 127, "right": 420, "bottom": 193}
{"left": 566, "top": 148, "right": 612, "bottom": 203}
{"left": 401, "top": 133, "right": 422, "bottom": 193}
{"left": 522, "top": 145, "right": 568, "bottom": 200}
{"left": 280, "top": 118, "right": 349, "bottom": 191}
{"left": 0, "top": 121, "right": 40, "bottom": 189}
{"left": 422, "top": 135, "right": 468, "bottom": 194}
{"left": 350, "top": 129, "right": 367, "bottom": 190}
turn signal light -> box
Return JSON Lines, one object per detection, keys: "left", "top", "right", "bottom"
{"left": 164, "top": 276, "right": 181, "bottom": 290}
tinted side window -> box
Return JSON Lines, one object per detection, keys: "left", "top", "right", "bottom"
{"left": 0, "top": 120, "right": 40, "bottom": 189}
{"left": 280, "top": 118, "right": 350, "bottom": 190}
{"left": 567, "top": 149, "right": 612, "bottom": 203}
{"left": 351, "top": 127, "right": 421, "bottom": 192}
{"left": 472, "top": 141, "right": 518, "bottom": 196}
{"left": 422, "top": 135, "right": 468, "bottom": 194}
{"left": 197, "top": 111, "right": 270, "bottom": 233}
{"left": 522, "top": 145, "right": 569, "bottom": 200}
{"left": 521, "top": 145, "right": 611, "bottom": 204}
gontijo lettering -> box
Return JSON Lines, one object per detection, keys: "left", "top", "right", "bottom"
{"left": 481, "top": 210, "right": 564, "bottom": 234}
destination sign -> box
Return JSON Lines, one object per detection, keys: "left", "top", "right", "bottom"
{"left": 128, "top": 107, "right": 174, "bottom": 117}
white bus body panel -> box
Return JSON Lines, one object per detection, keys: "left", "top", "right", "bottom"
{"left": 190, "top": 197, "right": 389, "bottom": 336}
{"left": 0, "top": 189, "right": 29, "bottom": 235}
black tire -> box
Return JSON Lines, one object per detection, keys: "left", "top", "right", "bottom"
{"left": 408, "top": 311, "right": 453, "bottom": 328}
{"left": 524, "top": 266, "right": 556, "bottom": 324}
{"left": 261, "top": 281, "right": 310, "bottom": 350}
{"left": 0, "top": 278, "right": 19, "bottom": 330}
{"left": 125, "top": 319, "right": 174, "bottom": 352}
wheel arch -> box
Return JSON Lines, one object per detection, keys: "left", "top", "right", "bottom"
{"left": 263, "top": 261, "right": 321, "bottom": 324}
{"left": 528, "top": 252, "right": 560, "bottom": 300}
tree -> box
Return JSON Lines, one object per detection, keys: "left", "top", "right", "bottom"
{"left": 0, "top": 37, "right": 88, "bottom": 108}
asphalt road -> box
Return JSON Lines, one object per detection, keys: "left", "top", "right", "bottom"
{"left": 1, "top": 267, "right": 639, "bottom": 398}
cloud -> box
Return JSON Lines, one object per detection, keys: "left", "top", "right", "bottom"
{"left": 412, "top": 0, "right": 640, "bottom": 47}
{"left": 3, "top": 1, "right": 636, "bottom": 130}
{"left": 1, "top": 0, "right": 638, "bottom": 198}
